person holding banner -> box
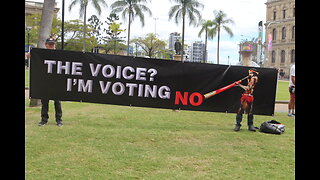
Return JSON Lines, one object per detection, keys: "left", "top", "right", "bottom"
{"left": 38, "top": 37, "right": 63, "bottom": 127}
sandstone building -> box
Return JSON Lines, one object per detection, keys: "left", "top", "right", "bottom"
{"left": 264, "top": 0, "right": 295, "bottom": 78}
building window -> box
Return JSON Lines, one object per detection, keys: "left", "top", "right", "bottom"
{"left": 293, "top": 7, "right": 295, "bottom": 17}
{"left": 271, "top": 51, "right": 276, "bottom": 63}
{"left": 272, "top": 29, "right": 277, "bottom": 41}
{"left": 281, "top": 50, "right": 285, "bottom": 63}
{"left": 282, "top": 27, "right": 286, "bottom": 40}
{"left": 283, "top": 9, "right": 286, "bottom": 19}
{"left": 273, "top": 11, "right": 276, "bottom": 20}
{"left": 292, "top": 26, "right": 295, "bottom": 39}
{"left": 291, "top": 49, "right": 295, "bottom": 63}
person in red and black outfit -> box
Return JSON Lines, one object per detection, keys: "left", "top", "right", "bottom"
{"left": 234, "top": 69, "right": 259, "bottom": 132}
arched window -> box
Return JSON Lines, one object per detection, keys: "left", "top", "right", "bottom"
{"left": 282, "top": 27, "right": 286, "bottom": 40}
{"left": 272, "top": 29, "right": 277, "bottom": 41}
{"left": 291, "top": 49, "right": 295, "bottom": 63}
{"left": 281, "top": 50, "right": 285, "bottom": 63}
{"left": 292, "top": 26, "right": 295, "bottom": 39}
{"left": 272, "top": 50, "right": 276, "bottom": 63}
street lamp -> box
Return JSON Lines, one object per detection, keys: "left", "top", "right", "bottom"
{"left": 154, "top": 18, "right": 158, "bottom": 36}
{"left": 26, "top": 26, "right": 32, "bottom": 50}
{"left": 263, "top": 21, "right": 280, "bottom": 65}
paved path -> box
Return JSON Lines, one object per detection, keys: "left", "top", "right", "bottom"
{"left": 25, "top": 89, "right": 289, "bottom": 113}
{"left": 274, "top": 103, "right": 288, "bottom": 113}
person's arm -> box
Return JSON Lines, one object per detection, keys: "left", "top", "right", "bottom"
{"left": 291, "top": 75, "right": 295, "bottom": 86}
{"left": 237, "top": 83, "right": 248, "bottom": 90}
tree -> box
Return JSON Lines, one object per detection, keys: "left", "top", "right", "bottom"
{"left": 25, "top": 14, "right": 62, "bottom": 48}
{"left": 69, "top": 0, "right": 107, "bottom": 52}
{"left": 168, "top": 0, "right": 203, "bottom": 61}
{"left": 104, "top": 13, "right": 126, "bottom": 55}
{"left": 88, "top": 15, "right": 104, "bottom": 44}
{"left": 198, "top": 19, "right": 215, "bottom": 63}
{"left": 63, "top": 19, "right": 97, "bottom": 52}
{"left": 110, "top": 0, "right": 152, "bottom": 56}
{"left": 30, "top": 0, "right": 56, "bottom": 107}
{"left": 131, "top": 33, "right": 166, "bottom": 58}
{"left": 211, "top": 10, "right": 234, "bottom": 64}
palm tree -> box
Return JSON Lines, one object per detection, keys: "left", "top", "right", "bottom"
{"left": 110, "top": 0, "right": 152, "bottom": 56}
{"left": 168, "top": 0, "right": 203, "bottom": 61}
{"left": 211, "top": 10, "right": 234, "bottom": 64}
{"left": 198, "top": 19, "right": 215, "bottom": 63}
{"left": 69, "top": 0, "right": 107, "bottom": 52}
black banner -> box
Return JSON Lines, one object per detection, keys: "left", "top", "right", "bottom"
{"left": 30, "top": 48, "right": 278, "bottom": 116}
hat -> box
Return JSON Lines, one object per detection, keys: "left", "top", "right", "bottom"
{"left": 249, "top": 68, "right": 259, "bottom": 75}
{"left": 240, "top": 44, "right": 253, "bottom": 53}
{"left": 45, "top": 37, "right": 56, "bottom": 44}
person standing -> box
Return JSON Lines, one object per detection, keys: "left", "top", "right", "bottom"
{"left": 38, "top": 37, "right": 63, "bottom": 127}
{"left": 234, "top": 44, "right": 260, "bottom": 131}
{"left": 234, "top": 69, "right": 259, "bottom": 132}
{"left": 288, "top": 64, "right": 295, "bottom": 117}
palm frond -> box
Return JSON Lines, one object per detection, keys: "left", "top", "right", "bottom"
{"left": 168, "top": 5, "right": 181, "bottom": 20}
{"left": 223, "top": 25, "right": 234, "bottom": 37}
{"left": 110, "top": 0, "right": 128, "bottom": 9}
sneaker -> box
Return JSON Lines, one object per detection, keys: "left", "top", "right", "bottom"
{"left": 38, "top": 121, "right": 47, "bottom": 126}
{"left": 56, "top": 121, "right": 63, "bottom": 127}
{"left": 288, "top": 113, "right": 293, "bottom": 117}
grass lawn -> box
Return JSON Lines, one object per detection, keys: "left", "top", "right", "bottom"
{"left": 276, "top": 80, "right": 290, "bottom": 101}
{"left": 25, "top": 99, "right": 294, "bottom": 179}
{"left": 25, "top": 69, "right": 29, "bottom": 88}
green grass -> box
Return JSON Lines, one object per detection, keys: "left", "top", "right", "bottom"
{"left": 25, "top": 99, "right": 294, "bottom": 179}
{"left": 25, "top": 69, "right": 29, "bottom": 88}
{"left": 276, "top": 80, "right": 290, "bottom": 101}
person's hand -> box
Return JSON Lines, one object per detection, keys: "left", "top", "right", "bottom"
{"left": 26, "top": 52, "right": 31, "bottom": 58}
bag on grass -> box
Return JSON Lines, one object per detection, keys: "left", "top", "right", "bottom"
{"left": 259, "top": 120, "right": 285, "bottom": 135}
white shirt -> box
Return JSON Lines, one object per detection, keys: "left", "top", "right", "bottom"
{"left": 236, "top": 60, "right": 260, "bottom": 67}
{"left": 289, "top": 64, "right": 295, "bottom": 87}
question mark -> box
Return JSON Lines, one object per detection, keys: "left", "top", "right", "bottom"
{"left": 148, "top": 68, "right": 157, "bottom": 81}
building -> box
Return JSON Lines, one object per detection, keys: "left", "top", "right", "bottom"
{"left": 264, "top": 0, "right": 295, "bottom": 78}
{"left": 187, "top": 41, "right": 206, "bottom": 63}
{"left": 25, "top": 1, "right": 60, "bottom": 16}
{"left": 168, "top": 32, "right": 181, "bottom": 51}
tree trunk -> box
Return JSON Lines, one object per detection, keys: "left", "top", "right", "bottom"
{"left": 127, "top": 11, "right": 132, "bottom": 56}
{"left": 217, "top": 28, "right": 220, "bottom": 64}
{"left": 30, "top": 0, "right": 55, "bottom": 107}
{"left": 37, "top": 0, "right": 55, "bottom": 49}
{"left": 181, "top": 14, "right": 185, "bottom": 61}
{"left": 83, "top": 5, "right": 87, "bottom": 52}
{"left": 204, "top": 29, "right": 207, "bottom": 63}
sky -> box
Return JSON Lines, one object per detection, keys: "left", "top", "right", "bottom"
{"left": 32, "top": 0, "right": 267, "bottom": 65}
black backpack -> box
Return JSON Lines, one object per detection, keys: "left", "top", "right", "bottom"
{"left": 259, "top": 120, "right": 285, "bottom": 135}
